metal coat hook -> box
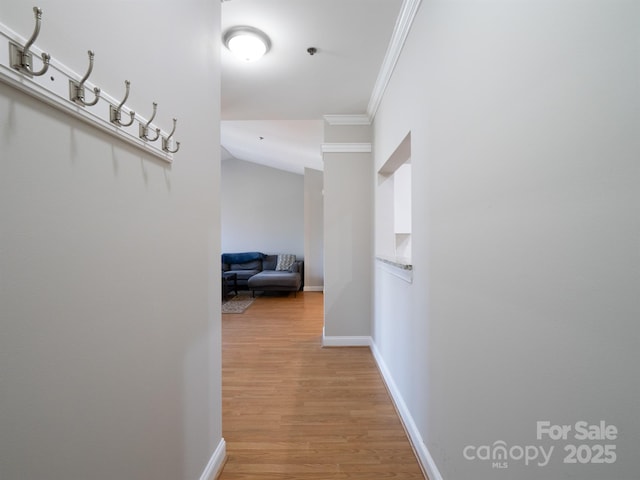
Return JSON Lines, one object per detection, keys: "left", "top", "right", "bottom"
{"left": 69, "top": 50, "right": 100, "bottom": 107}
{"left": 9, "top": 6, "right": 51, "bottom": 77}
{"left": 109, "top": 80, "right": 135, "bottom": 127}
{"left": 162, "top": 118, "right": 180, "bottom": 154}
{"left": 139, "top": 102, "right": 160, "bottom": 142}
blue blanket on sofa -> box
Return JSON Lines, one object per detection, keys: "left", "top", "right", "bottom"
{"left": 222, "top": 252, "right": 265, "bottom": 264}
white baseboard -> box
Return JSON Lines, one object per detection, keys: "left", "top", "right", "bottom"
{"left": 322, "top": 332, "right": 372, "bottom": 347}
{"left": 370, "top": 342, "right": 443, "bottom": 480}
{"left": 200, "top": 438, "right": 226, "bottom": 480}
{"left": 303, "top": 286, "right": 324, "bottom": 292}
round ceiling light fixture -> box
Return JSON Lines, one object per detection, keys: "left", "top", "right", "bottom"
{"left": 223, "top": 26, "right": 271, "bottom": 62}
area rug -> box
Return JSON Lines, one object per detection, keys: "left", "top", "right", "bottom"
{"left": 222, "top": 292, "right": 256, "bottom": 314}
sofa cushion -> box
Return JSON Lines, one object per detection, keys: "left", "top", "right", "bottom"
{"left": 262, "top": 254, "right": 278, "bottom": 271}
{"left": 276, "top": 254, "right": 296, "bottom": 271}
{"left": 248, "top": 270, "right": 301, "bottom": 290}
{"left": 230, "top": 259, "right": 262, "bottom": 271}
{"left": 289, "top": 261, "right": 301, "bottom": 273}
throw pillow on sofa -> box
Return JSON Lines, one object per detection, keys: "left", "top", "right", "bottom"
{"left": 275, "top": 254, "right": 296, "bottom": 271}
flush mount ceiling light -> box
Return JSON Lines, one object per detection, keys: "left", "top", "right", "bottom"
{"left": 223, "top": 26, "right": 271, "bottom": 62}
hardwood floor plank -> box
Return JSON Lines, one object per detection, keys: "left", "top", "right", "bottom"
{"left": 220, "top": 292, "right": 425, "bottom": 479}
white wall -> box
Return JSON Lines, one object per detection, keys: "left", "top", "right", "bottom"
{"left": 373, "top": 1, "right": 640, "bottom": 479}
{"left": 0, "top": 2, "right": 222, "bottom": 480}
{"left": 221, "top": 158, "right": 304, "bottom": 259}
{"left": 304, "top": 167, "right": 324, "bottom": 290}
{"left": 323, "top": 151, "right": 373, "bottom": 340}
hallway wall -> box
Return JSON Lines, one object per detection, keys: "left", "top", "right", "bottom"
{"left": 0, "top": 2, "right": 223, "bottom": 479}
{"left": 372, "top": 1, "right": 640, "bottom": 479}
{"left": 323, "top": 148, "right": 373, "bottom": 341}
{"left": 304, "top": 167, "right": 324, "bottom": 290}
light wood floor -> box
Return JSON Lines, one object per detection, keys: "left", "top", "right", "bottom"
{"left": 220, "top": 291, "right": 425, "bottom": 479}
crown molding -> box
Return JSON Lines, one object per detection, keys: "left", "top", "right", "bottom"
{"left": 321, "top": 143, "right": 372, "bottom": 153}
{"left": 322, "top": 0, "right": 421, "bottom": 125}
{"left": 323, "top": 114, "right": 371, "bottom": 126}
{"left": 367, "top": 0, "right": 422, "bottom": 120}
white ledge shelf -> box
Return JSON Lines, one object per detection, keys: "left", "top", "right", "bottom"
{"left": 376, "top": 255, "right": 412, "bottom": 270}
{"left": 376, "top": 255, "right": 413, "bottom": 283}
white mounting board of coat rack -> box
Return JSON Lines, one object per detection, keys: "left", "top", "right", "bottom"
{"left": 0, "top": 20, "right": 174, "bottom": 164}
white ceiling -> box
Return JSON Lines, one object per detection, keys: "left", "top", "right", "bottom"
{"left": 220, "top": 0, "right": 404, "bottom": 174}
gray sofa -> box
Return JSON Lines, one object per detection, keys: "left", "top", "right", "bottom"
{"left": 221, "top": 252, "right": 303, "bottom": 296}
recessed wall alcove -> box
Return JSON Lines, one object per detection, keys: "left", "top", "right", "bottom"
{"left": 376, "top": 131, "right": 412, "bottom": 282}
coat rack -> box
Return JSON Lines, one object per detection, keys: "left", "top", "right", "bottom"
{"left": 0, "top": 7, "right": 180, "bottom": 163}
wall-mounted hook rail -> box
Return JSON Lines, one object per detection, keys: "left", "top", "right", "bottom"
{"left": 1, "top": 6, "right": 178, "bottom": 162}
{"left": 162, "top": 118, "right": 180, "bottom": 154}
{"left": 139, "top": 102, "right": 160, "bottom": 142}
{"left": 9, "top": 6, "right": 51, "bottom": 77}
{"left": 109, "top": 80, "right": 135, "bottom": 127}
{"left": 69, "top": 50, "right": 100, "bottom": 107}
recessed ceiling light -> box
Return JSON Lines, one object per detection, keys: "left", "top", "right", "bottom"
{"left": 223, "top": 26, "right": 271, "bottom": 62}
